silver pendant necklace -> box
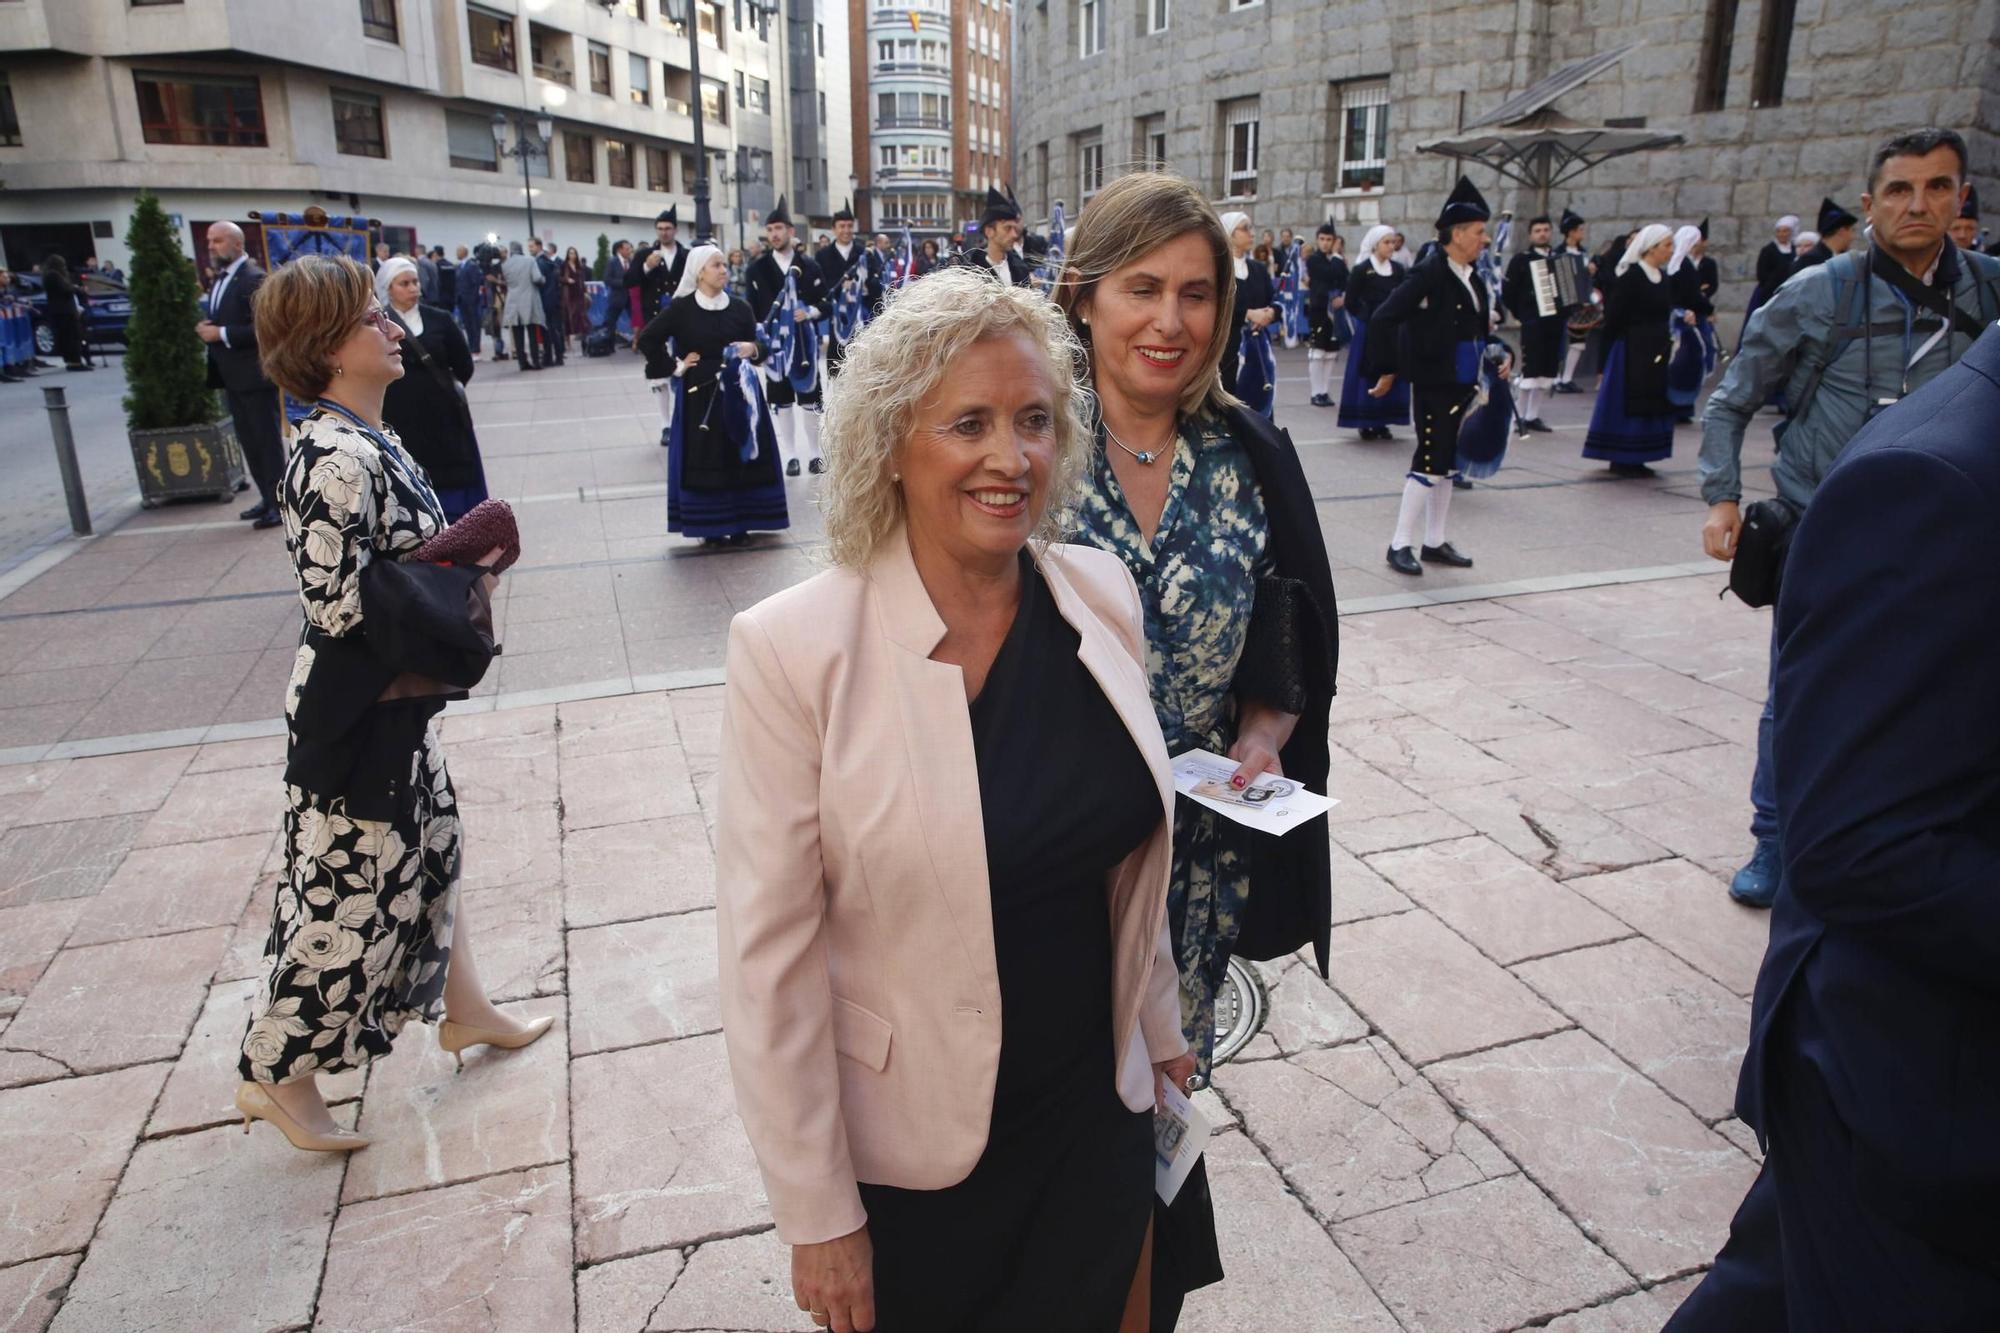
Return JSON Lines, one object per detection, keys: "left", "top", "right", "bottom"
{"left": 1104, "top": 422, "right": 1174, "bottom": 465}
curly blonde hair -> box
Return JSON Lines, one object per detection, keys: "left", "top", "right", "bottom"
{"left": 819, "top": 266, "right": 1093, "bottom": 568}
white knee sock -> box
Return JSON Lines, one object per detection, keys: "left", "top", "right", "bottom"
{"left": 1307, "top": 351, "right": 1330, "bottom": 397}
{"left": 797, "top": 406, "right": 822, "bottom": 462}
{"left": 1562, "top": 344, "right": 1585, "bottom": 384}
{"left": 656, "top": 383, "right": 675, "bottom": 431}
{"left": 1425, "top": 474, "right": 1455, "bottom": 547}
{"left": 1517, "top": 384, "right": 1541, "bottom": 422}
{"left": 774, "top": 406, "right": 799, "bottom": 464}
{"left": 1392, "top": 475, "right": 1429, "bottom": 551}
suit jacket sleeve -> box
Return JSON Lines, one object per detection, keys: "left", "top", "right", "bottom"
{"left": 223, "top": 266, "right": 262, "bottom": 351}
{"left": 1775, "top": 445, "right": 2000, "bottom": 992}
{"left": 715, "top": 613, "right": 867, "bottom": 1245}
{"left": 1367, "top": 262, "right": 1433, "bottom": 377}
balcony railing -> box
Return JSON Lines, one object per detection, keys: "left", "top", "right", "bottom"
{"left": 876, "top": 165, "right": 951, "bottom": 182}
{"left": 875, "top": 116, "right": 951, "bottom": 131}
{"left": 874, "top": 60, "right": 951, "bottom": 78}
{"left": 662, "top": 96, "right": 692, "bottom": 117}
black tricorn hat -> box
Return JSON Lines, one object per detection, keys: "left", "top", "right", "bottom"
{"left": 833, "top": 198, "right": 854, "bottom": 222}
{"left": 1559, "top": 207, "right": 1586, "bottom": 235}
{"left": 1961, "top": 186, "right": 1980, "bottom": 221}
{"left": 980, "top": 185, "right": 1021, "bottom": 229}
{"left": 656, "top": 205, "right": 678, "bottom": 226}
{"left": 766, "top": 195, "right": 792, "bottom": 228}
{"left": 1317, "top": 221, "right": 1339, "bottom": 238}
{"left": 1817, "top": 196, "right": 1858, "bottom": 235}
{"left": 1436, "top": 175, "right": 1491, "bottom": 233}
{"left": 1699, "top": 216, "right": 1710, "bottom": 240}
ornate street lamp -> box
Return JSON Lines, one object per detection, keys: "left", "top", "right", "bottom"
{"left": 718, "top": 152, "right": 769, "bottom": 254}
{"left": 491, "top": 107, "right": 556, "bottom": 242}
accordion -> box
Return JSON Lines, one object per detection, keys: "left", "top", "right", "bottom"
{"left": 1528, "top": 258, "right": 1559, "bottom": 318}
{"left": 1551, "top": 252, "right": 1591, "bottom": 311}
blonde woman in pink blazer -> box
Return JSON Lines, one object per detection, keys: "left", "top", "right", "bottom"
{"left": 717, "top": 267, "right": 1195, "bottom": 1333}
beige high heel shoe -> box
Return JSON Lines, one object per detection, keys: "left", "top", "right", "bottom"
{"left": 437, "top": 1015, "right": 556, "bottom": 1072}
{"left": 235, "top": 1082, "right": 369, "bottom": 1153}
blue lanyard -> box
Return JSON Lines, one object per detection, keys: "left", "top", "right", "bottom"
{"left": 311, "top": 400, "right": 444, "bottom": 518}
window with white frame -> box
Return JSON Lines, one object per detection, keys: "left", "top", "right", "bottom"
{"left": 876, "top": 39, "right": 893, "bottom": 62}
{"left": 1077, "top": 131, "right": 1104, "bottom": 200}
{"left": 1136, "top": 113, "right": 1166, "bottom": 169}
{"left": 1079, "top": 0, "right": 1103, "bottom": 57}
{"left": 1222, "top": 96, "right": 1259, "bottom": 197}
{"left": 1334, "top": 79, "right": 1389, "bottom": 190}
{"left": 879, "top": 144, "right": 895, "bottom": 168}
{"left": 1146, "top": 0, "right": 1168, "bottom": 34}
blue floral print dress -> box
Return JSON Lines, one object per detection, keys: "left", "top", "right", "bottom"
{"left": 1071, "top": 413, "right": 1274, "bottom": 1075}
{"left": 239, "top": 408, "right": 461, "bottom": 1084}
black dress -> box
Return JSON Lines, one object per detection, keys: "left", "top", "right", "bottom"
{"left": 382, "top": 304, "right": 489, "bottom": 521}
{"left": 1220, "top": 260, "right": 1277, "bottom": 391}
{"left": 859, "top": 554, "right": 1162, "bottom": 1332}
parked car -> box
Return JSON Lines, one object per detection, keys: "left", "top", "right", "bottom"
{"left": 16, "top": 271, "right": 132, "bottom": 355}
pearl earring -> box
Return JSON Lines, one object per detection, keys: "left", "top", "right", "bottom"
{"left": 333, "top": 365, "right": 345, "bottom": 376}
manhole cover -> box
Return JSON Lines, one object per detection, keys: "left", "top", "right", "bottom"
{"left": 1211, "top": 955, "right": 1268, "bottom": 1066}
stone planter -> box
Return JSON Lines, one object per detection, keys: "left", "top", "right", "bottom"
{"left": 129, "top": 418, "right": 246, "bottom": 507}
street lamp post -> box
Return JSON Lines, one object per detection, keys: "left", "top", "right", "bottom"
{"left": 491, "top": 109, "right": 556, "bottom": 243}
{"left": 718, "top": 151, "right": 768, "bottom": 255}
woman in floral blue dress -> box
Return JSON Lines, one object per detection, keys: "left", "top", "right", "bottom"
{"left": 1057, "top": 171, "right": 1340, "bottom": 1323}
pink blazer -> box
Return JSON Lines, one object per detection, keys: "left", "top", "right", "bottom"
{"left": 716, "top": 532, "right": 1188, "bottom": 1245}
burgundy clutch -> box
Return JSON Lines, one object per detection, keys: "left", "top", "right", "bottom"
{"left": 410, "top": 498, "right": 521, "bottom": 575}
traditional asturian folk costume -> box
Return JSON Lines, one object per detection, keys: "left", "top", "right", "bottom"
{"left": 815, "top": 201, "right": 876, "bottom": 379}
{"left": 1553, "top": 210, "right": 1596, "bottom": 392}
{"left": 744, "top": 196, "right": 830, "bottom": 476}
{"left": 1501, "top": 224, "right": 1566, "bottom": 434}
{"left": 1665, "top": 221, "right": 1720, "bottom": 425}
{"left": 1338, "top": 224, "right": 1411, "bottom": 439}
{"left": 1304, "top": 223, "right": 1350, "bottom": 408}
{"left": 1583, "top": 224, "right": 1680, "bottom": 474}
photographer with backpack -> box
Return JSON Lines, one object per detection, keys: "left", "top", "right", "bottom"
{"left": 1695, "top": 127, "right": 2000, "bottom": 911}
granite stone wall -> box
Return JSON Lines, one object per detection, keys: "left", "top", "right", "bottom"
{"left": 1013, "top": 0, "right": 2000, "bottom": 323}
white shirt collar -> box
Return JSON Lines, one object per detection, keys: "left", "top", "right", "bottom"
{"left": 773, "top": 247, "right": 794, "bottom": 271}
{"left": 1232, "top": 255, "right": 1250, "bottom": 281}
{"left": 694, "top": 288, "right": 729, "bottom": 311}
{"left": 1638, "top": 259, "right": 1663, "bottom": 283}
{"left": 1368, "top": 256, "right": 1393, "bottom": 276}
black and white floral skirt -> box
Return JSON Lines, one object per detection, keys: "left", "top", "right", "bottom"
{"left": 239, "top": 724, "right": 460, "bottom": 1084}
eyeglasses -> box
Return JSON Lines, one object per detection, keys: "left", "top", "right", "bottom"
{"left": 361, "top": 305, "right": 397, "bottom": 334}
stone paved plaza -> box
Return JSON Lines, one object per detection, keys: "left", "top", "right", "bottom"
{"left": 0, "top": 348, "right": 1785, "bottom": 1331}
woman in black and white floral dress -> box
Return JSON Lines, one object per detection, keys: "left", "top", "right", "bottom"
{"left": 234, "top": 254, "right": 550, "bottom": 1153}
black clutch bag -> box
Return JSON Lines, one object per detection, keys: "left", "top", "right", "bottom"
{"left": 1727, "top": 498, "right": 1800, "bottom": 609}
{"left": 1232, "top": 575, "right": 1329, "bottom": 716}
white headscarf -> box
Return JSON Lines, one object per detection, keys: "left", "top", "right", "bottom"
{"left": 672, "top": 244, "right": 727, "bottom": 307}
{"left": 1774, "top": 215, "right": 1800, "bottom": 237}
{"left": 374, "top": 256, "right": 418, "bottom": 309}
{"left": 1794, "top": 230, "right": 1820, "bottom": 253}
{"left": 1667, "top": 224, "right": 1702, "bottom": 276}
{"left": 1219, "top": 211, "right": 1251, "bottom": 280}
{"left": 1358, "top": 224, "right": 1396, "bottom": 276}
{"left": 1616, "top": 224, "right": 1675, "bottom": 279}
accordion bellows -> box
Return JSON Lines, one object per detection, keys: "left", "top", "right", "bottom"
{"left": 410, "top": 498, "right": 521, "bottom": 575}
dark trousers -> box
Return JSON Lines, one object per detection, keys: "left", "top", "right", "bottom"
{"left": 1411, "top": 384, "right": 1477, "bottom": 476}
{"left": 511, "top": 322, "right": 546, "bottom": 370}
{"left": 1665, "top": 1044, "right": 2000, "bottom": 1332}
{"left": 542, "top": 306, "right": 567, "bottom": 361}
{"left": 227, "top": 385, "right": 284, "bottom": 509}
{"left": 457, "top": 304, "right": 482, "bottom": 355}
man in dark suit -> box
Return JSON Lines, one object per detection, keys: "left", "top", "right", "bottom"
{"left": 531, "top": 239, "right": 565, "bottom": 364}
{"left": 1666, "top": 329, "right": 2000, "bottom": 1331}
{"left": 195, "top": 221, "right": 282, "bottom": 529}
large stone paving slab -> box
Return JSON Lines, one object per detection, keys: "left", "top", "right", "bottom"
{"left": 563, "top": 814, "right": 715, "bottom": 928}
{"left": 460, "top": 800, "right": 562, "bottom": 893}
{"left": 343, "top": 998, "right": 568, "bottom": 1203}
{"left": 1177, "top": 1131, "right": 1400, "bottom": 1332}
{"left": 0, "top": 899, "right": 83, "bottom": 1010}
{"left": 0, "top": 1253, "right": 78, "bottom": 1333}
{"left": 1513, "top": 938, "right": 1751, "bottom": 1121}
{"left": 571, "top": 1034, "right": 768, "bottom": 1264}
{"left": 47, "top": 1118, "right": 346, "bottom": 1333}
{"left": 317, "top": 1164, "right": 574, "bottom": 1333}
{"left": 1333, "top": 1174, "right": 1630, "bottom": 1333}
{"left": 1566, "top": 859, "right": 1772, "bottom": 997}
{"left": 1, "top": 927, "right": 229, "bottom": 1074}
{"left": 447, "top": 729, "right": 562, "bottom": 811}
{"left": 132, "top": 762, "right": 284, "bottom": 848}
{"left": 562, "top": 745, "right": 701, "bottom": 831}
{"left": 1320, "top": 909, "right": 1569, "bottom": 1066}
{"left": 1368, "top": 836, "right": 1630, "bottom": 966}
{"left": 1233, "top": 955, "right": 1370, "bottom": 1060}
{"left": 0, "top": 813, "right": 147, "bottom": 909}
{"left": 641, "top": 1229, "right": 819, "bottom": 1332}
{"left": 1544, "top": 1276, "right": 1703, "bottom": 1331}
{"left": 1427, "top": 1029, "right": 1755, "bottom": 1282}
{"left": 1426, "top": 776, "right": 1671, "bottom": 880}
{"left": 575, "top": 1246, "right": 688, "bottom": 1333}
{"left": 1216, "top": 1037, "right": 1513, "bottom": 1223}
{"left": 458, "top": 882, "right": 566, "bottom": 1001}
{"left": 0, "top": 1064, "right": 167, "bottom": 1265}
{"left": 66, "top": 832, "right": 266, "bottom": 947}
{"left": 8, "top": 746, "right": 194, "bottom": 827}
{"left": 568, "top": 910, "right": 720, "bottom": 1056}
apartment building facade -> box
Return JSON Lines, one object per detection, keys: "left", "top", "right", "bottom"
{"left": 0, "top": 0, "right": 853, "bottom": 269}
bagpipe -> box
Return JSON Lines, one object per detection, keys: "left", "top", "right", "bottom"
{"left": 1034, "top": 202, "right": 1068, "bottom": 295}
{"left": 1233, "top": 323, "right": 1277, "bottom": 419}
{"left": 1276, "top": 240, "right": 1307, "bottom": 347}
{"left": 667, "top": 344, "right": 777, "bottom": 464}
{"left": 0, "top": 289, "right": 33, "bottom": 369}
{"left": 830, "top": 264, "right": 869, "bottom": 345}
{"left": 1455, "top": 343, "right": 1515, "bottom": 481}
{"left": 756, "top": 268, "right": 820, "bottom": 397}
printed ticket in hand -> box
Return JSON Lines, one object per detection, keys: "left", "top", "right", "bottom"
{"left": 1155, "top": 1082, "right": 1213, "bottom": 1206}
{"left": 1171, "top": 749, "right": 1337, "bottom": 837}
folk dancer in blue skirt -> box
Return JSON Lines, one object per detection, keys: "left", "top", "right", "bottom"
{"left": 1367, "top": 177, "right": 1510, "bottom": 576}
{"left": 1583, "top": 225, "right": 1680, "bottom": 478}
{"left": 1338, "top": 225, "right": 1410, "bottom": 440}
{"left": 638, "top": 245, "right": 788, "bottom": 546}
{"left": 1665, "top": 222, "right": 1720, "bottom": 425}
{"left": 1303, "top": 223, "right": 1349, "bottom": 407}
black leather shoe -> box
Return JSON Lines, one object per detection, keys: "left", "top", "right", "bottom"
{"left": 251, "top": 508, "right": 283, "bottom": 531}
{"left": 1553, "top": 381, "right": 1582, "bottom": 394}
{"left": 808, "top": 457, "right": 827, "bottom": 475}
{"left": 239, "top": 504, "right": 266, "bottom": 520}
{"left": 1421, "top": 541, "right": 1473, "bottom": 567}
{"left": 1453, "top": 476, "right": 1474, "bottom": 491}
{"left": 1608, "top": 462, "right": 1657, "bottom": 478}
{"left": 1386, "top": 546, "right": 1422, "bottom": 576}
{"left": 1523, "top": 418, "right": 1555, "bottom": 433}
{"left": 786, "top": 459, "right": 801, "bottom": 477}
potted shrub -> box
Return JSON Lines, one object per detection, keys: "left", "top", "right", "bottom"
{"left": 123, "top": 190, "right": 244, "bottom": 506}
